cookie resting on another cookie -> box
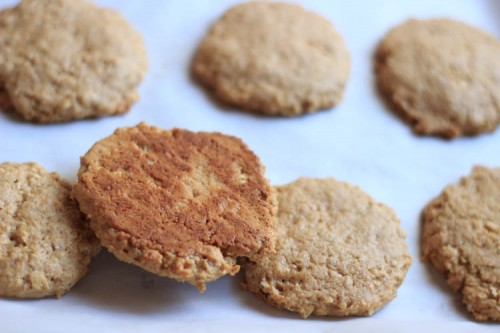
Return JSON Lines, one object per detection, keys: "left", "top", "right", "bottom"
{"left": 193, "top": 1, "right": 350, "bottom": 116}
{"left": 422, "top": 166, "right": 500, "bottom": 321}
{"left": 72, "top": 122, "right": 276, "bottom": 292}
{"left": 0, "top": 0, "right": 148, "bottom": 123}
{"left": 375, "top": 18, "right": 500, "bottom": 138}
{"left": 242, "top": 177, "right": 412, "bottom": 318}
{"left": 0, "top": 162, "right": 100, "bottom": 298}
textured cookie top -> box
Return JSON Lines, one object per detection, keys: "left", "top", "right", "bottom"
{"left": 422, "top": 166, "right": 500, "bottom": 321}
{"left": 242, "top": 177, "right": 411, "bottom": 318}
{"left": 72, "top": 123, "right": 275, "bottom": 290}
{"left": 193, "top": 1, "right": 350, "bottom": 116}
{"left": 375, "top": 18, "right": 500, "bottom": 138}
{"left": 0, "top": 162, "right": 100, "bottom": 298}
{"left": 0, "top": 0, "right": 148, "bottom": 123}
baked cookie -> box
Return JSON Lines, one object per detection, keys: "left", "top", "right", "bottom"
{"left": 242, "top": 177, "right": 412, "bottom": 318}
{"left": 192, "top": 2, "right": 350, "bottom": 116}
{"left": 375, "top": 18, "right": 500, "bottom": 138}
{"left": 72, "top": 122, "right": 275, "bottom": 292}
{"left": 0, "top": 162, "right": 100, "bottom": 298}
{"left": 422, "top": 166, "right": 500, "bottom": 321}
{"left": 0, "top": 0, "right": 148, "bottom": 123}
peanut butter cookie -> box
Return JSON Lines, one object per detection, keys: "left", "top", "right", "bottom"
{"left": 242, "top": 177, "right": 411, "bottom": 318}
{"left": 0, "top": 0, "right": 148, "bottom": 123}
{"left": 375, "top": 18, "right": 500, "bottom": 138}
{"left": 193, "top": 2, "right": 350, "bottom": 116}
{"left": 422, "top": 166, "right": 500, "bottom": 321}
{"left": 72, "top": 123, "right": 275, "bottom": 291}
{"left": 0, "top": 162, "right": 100, "bottom": 298}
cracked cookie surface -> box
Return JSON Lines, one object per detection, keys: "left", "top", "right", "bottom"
{"left": 72, "top": 123, "right": 275, "bottom": 291}
{"left": 0, "top": 162, "right": 100, "bottom": 298}
{"left": 192, "top": 1, "right": 350, "bottom": 116}
{"left": 0, "top": 0, "right": 147, "bottom": 123}
{"left": 422, "top": 166, "right": 500, "bottom": 321}
{"left": 242, "top": 177, "right": 411, "bottom": 318}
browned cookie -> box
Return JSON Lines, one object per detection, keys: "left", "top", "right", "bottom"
{"left": 72, "top": 122, "right": 275, "bottom": 291}
{"left": 0, "top": 162, "right": 100, "bottom": 298}
{"left": 0, "top": 0, "right": 148, "bottom": 123}
{"left": 192, "top": 1, "right": 350, "bottom": 116}
{"left": 375, "top": 18, "right": 500, "bottom": 138}
{"left": 422, "top": 166, "right": 500, "bottom": 321}
{"left": 242, "top": 177, "right": 412, "bottom": 318}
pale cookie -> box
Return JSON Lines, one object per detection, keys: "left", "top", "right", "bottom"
{"left": 422, "top": 166, "right": 500, "bottom": 321}
{"left": 242, "top": 177, "right": 412, "bottom": 318}
{"left": 0, "top": 0, "right": 148, "bottom": 123}
{"left": 72, "top": 122, "right": 275, "bottom": 292}
{"left": 375, "top": 18, "right": 500, "bottom": 138}
{"left": 0, "top": 162, "right": 100, "bottom": 298}
{"left": 192, "top": 1, "right": 350, "bottom": 116}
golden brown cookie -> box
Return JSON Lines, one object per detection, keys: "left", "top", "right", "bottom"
{"left": 422, "top": 166, "right": 500, "bottom": 321}
{"left": 192, "top": 1, "right": 350, "bottom": 116}
{"left": 242, "top": 177, "right": 412, "bottom": 318}
{"left": 0, "top": 0, "right": 148, "bottom": 123}
{"left": 72, "top": 122, "right": 275, "bottom": 291}
{"left": 0, "top": 162, "right": 100, "bottom": 298}
{"left": 375, "top": 18, "right": 500, "bottom": 138}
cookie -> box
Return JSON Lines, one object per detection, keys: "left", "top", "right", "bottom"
{"left": 0, "top": 162, "right": 100, "bottom": 298}
{"left": 242, "top": 177, "right": 412, "bottom": 318}
{"left": 375, "top": 18, "right": 500, "bottom": 138}
{"left": 422, "top": 166, "right": 500, "bottom": 321}
{"left": 0, "top": 0, "right": 148, "bottom": 123}
{"left": 72, "top": 122, "right": 275, "bottom": 292}
{"left": 192, "top": 2, "right": 350, "bottom": 116}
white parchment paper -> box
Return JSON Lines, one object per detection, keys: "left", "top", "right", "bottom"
{"left": 1, "top": 0, "right": 499, "bottom": 332}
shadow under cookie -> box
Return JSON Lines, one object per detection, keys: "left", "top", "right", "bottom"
{"left": 71, "top": 251, "right": 192, "bottom": 314}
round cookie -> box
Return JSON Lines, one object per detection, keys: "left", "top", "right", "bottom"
{"left": 0, "top": 0, "right": 148, "bottom": 123}
{"left": 375, "top": 18, "right": 500, "bottom": 138}
{"left": 72, "top": 122, "right": 276, "bottom": 292}
{"left": 422, "top": 166, "right": 500, "bottom": 321}
{"left": 242, "top": 177, "right": 412, "bottom": 318}
{"left": 192, "top": 2, "right": 350, "bottom": 116}
{"left": 0, "top": 162, "right": 100, "bottom": 298}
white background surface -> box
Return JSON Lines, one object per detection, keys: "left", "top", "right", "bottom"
{"left": 0, "top": 0, "right": 499, "bottom": 332}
